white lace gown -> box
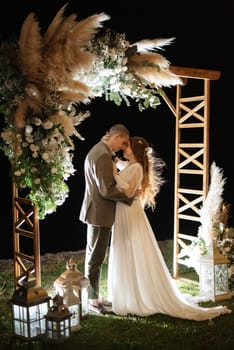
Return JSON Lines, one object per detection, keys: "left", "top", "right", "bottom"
{"left": 107, "top": 161, "right": 231, "bottom": 321}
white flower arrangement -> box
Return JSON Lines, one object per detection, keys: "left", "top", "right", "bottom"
{"left": 75, "top": 28, "right": 167, "bottom": 111}
{"left": 0, "top": 5, "right": 181, "bottom": 219}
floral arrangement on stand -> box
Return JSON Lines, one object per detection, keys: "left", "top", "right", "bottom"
{"left": 179, "top": 162, "right": 234, "bottom": 292}
{"left": 0, "top": 4, "right": 182, "bottom": 219}
{"left": 214, "top": 204, "right": 234, "bottom": 292}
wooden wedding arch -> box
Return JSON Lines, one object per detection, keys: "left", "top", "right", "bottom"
{"left": 12, "top": 65, "right": 221, "bottom": 288}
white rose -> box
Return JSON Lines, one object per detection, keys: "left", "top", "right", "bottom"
{"left": 25, "top": 125, "right": 33, "bottom": 134}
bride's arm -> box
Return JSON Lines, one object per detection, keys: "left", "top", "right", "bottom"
{"left": 113, "top": 161, "right": 130, "bottom": 191}
{"left": 114, "top": 163, "right": 143, "bottom": 198}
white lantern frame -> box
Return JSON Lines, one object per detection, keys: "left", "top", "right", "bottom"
{"left": 54, "top": 257, "right": 89, "bottom": 332}
{"left": 62, "top": 287, "right": 81, "bottom": 332}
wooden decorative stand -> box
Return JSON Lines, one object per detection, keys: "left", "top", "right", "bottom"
{"left": 199, "top": 241, "right": 232, "bottom": 301}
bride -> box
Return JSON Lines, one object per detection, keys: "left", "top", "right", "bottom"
{"left": 107, "top": 136, "right": 231, "bottom": 321}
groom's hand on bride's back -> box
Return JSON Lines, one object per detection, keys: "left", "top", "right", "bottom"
{"left": 135, "top": 189, "right": 141, "bottom": 198}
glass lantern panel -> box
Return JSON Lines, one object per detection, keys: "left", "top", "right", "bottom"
{"left": 13, "top": 305, "right": 28, "bottom": 321}
{"left": 46, "top": 319, "right": 71, "bottom": 340}
{"left": 215, "top": 264, "right": 229, "bottom": 295}
{"left": 68, "top": 304, "right": 80, "bottom": 328}
{"left": 29, "top": 305, "right": 39, "bottom": 320}
{"left": 28, "top": 304, "right": 47, "bottom": 337}
{"left": 60, "top": 319, "right": 67, "bottom": 332}
{"left": 63, "top": 319, "right": 70, "bottom": 337}
{"left": 47, "top": 329, "right": 53, "bottom": 339}
{"left": 46, "top": 320, "right": 58, "bottom": 339}
{"left": 30, "top": 320, "right": 41, "bottom": 338}
{"left": 14, "top": 319, "right": 28, "bottom": 337}
{"left": 81, "top": 288, "right": 89, "bottom": 317}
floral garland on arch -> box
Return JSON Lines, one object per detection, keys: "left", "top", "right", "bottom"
{"left": 0, "top": 4, "right": 182, "bottom": 219}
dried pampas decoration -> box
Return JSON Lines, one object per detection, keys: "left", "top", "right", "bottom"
{"left": 16, "top": 3, "right": 110, "bottom": 126}
{"left": 15, "top": 3, "right": 181, "bottom": 124}
{"left": 127, "top": 38, "right": 182, "bottom": 87}
{"left": 199, "top": 162, "right": 226, "bottom": 246}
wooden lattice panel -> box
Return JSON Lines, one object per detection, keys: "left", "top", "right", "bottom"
{"left": 165, "top": 67, "right": 221, "bottom": 278}
{"left": 12, "top": 182, "right": 41, "bottom": 288}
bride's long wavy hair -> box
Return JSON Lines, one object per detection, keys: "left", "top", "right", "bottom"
{"left": 130, "top": 136, "right": 165, "bottom": 209}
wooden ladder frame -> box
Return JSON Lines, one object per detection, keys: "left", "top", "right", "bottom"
{"left": 12, "top": 182, "right": 41, "bottom": 288}
{"left": 168, "top": 66, "right": 221, "bottom": 278}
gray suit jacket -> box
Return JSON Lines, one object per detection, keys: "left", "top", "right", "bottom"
{"left": 79, "top": 141, "right": 132, "bottom": 228}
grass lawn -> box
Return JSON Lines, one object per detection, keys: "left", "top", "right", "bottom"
{"left": 0, "top": 240, "right": 233, "bottom": 350}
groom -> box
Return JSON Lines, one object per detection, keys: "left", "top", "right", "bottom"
{"left": 79, "top": 124, "right": 134, "bottom": 314}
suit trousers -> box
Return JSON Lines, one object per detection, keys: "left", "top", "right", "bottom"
{"left": 85, "top": 225, "right": 112, "bottom": 299}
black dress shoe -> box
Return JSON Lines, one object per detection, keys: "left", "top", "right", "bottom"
{"left": 89, "top": 303, "right": 103, "bottom": 314}
{"left": 101, "top": 305, "right": 114, "bottom": 315}
{"left": 89, "top": 303, "right": 114, "bottom": 315}
{"left": 100, "top": 298, "right": 112, "bottom": 307}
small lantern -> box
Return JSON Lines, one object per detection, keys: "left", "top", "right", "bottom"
{"left": 54, "top": 258, "right": 89, "bottom": 331}
{"left": 199, "top": 242, "right": 232, "bottom": 301}
{"left": 10, "top": 275, "right": 50, "bottom": 339}
{"left": 45, "top": 294, "right": 72, "bottom": 341}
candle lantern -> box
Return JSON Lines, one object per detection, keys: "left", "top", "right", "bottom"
{"left": 45, "top": 294, "right": 72, "bottom": 341}
{"left": 199, "top": 242, "right": 232, "bottom": 301}
{"left": 10, "top": 275, "right": 50, "bottom": 339}
{"left": 54, "top": 257, "right": 89, "bottom": 332}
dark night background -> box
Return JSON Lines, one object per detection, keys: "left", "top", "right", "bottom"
{"left": 0, "top": 0, "right": 233, "bottom": 259}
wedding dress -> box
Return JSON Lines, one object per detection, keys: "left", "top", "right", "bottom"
{"left": 107, "top": 161, "right": 231, "bottom": 321}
